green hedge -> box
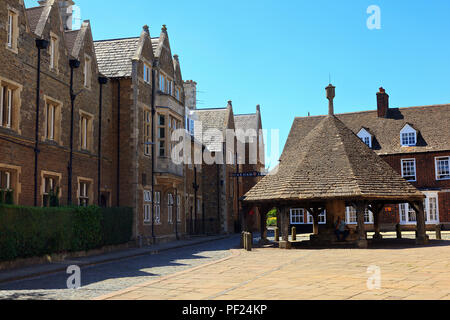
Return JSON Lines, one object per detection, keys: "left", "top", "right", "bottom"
{"left": 0, "top": 205, "right": 133, "bottom": 262}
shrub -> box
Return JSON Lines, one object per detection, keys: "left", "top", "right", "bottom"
{"left": 267, "top": 209, "right": 277, "bottom": 218}
{"left": 267, "top": 217, "right": 277, "bottom": 226}
{"left": 0, "top": 205, "right": 133, "bottom": 262}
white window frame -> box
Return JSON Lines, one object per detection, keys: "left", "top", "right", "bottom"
{"left": 7, "top": 11, "right": 13, "bottom": 48}
{"left": 78, "top": 181, "right": 89, "bottom": 207}
{"left": 0, "top": 171, "right": 11, "bottom": 190}
{"left": 357, "top": 128, "right": 372, "bottom": 148}
{"left": 306, "top": 211, "right": 327, "bottom": 225}
{"left": 143, "top": 64, "right": 151, "bottom": 84}
{"left": 400, "top": 124, "right": 417, "bottom": 147}
{"left": 143, "top": 190, "right": 152, "bottom": 223}
{"left": 176, "top": 194, "right": 181, "bottom": 222}
{"left": 154, "top": 191, "right": 161, "bottom": 224}
{"left": 423, "top": 191, "right": 440, "bottom": 224}
{"left": 435, "top": 156, "right": 450, "bottom": 181}
{"left": 399, "top": 203, "right": 417, "bottom": 225}
{"left": 401, "top": 159, "right": 417, "bottom": 182}
{"left": 290, "top": 208, "right": 305, "bottom": 225}
{"left": 345, "top": 206, "right": 374, "bottom": 224}
{"left": 168, "top": 193, "right": 174, "bottom": 224}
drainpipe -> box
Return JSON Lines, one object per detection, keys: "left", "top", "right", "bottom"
{"left": 67, "top": 59, "right": 80, "bottom": 205}
{"left": 217, "top": 163, "right": 220, "bottom": 233}
{"left": 34, "top": 39, "right": 49, "bottom": 207}
{"left": 98, "top": 76, "right": 108, "bottom": 206}
{"left": 116, "top": 80, "right": 120, "bottom": 206}
{"left": 193, "top": 166, "right": 199, "bottom": 233}
{"left": 151, "top": 58, "right": 159, "bottom": 243}
{"left": 175, "top": 187, "right": 178, "bottom": 240}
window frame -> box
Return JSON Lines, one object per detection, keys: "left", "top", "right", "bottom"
{"left": 84, "top": 55, "right": 92, "bottom": 89}
{"left": 290, "top": 208, "right": 305, "bottom": 225}
{"left": 79, "top": 110, "right": 94, "bottom": 152}
{"left": 400, "top": 124, "right": 417, "bottom": 147}
{"left": 176, "top": 194, "right": 181, "bottom": 222}
{"left": 78, "top": 179, "right": 92, "bottom": 207}
{"left": 154, "top": 191, "right": 161, "bottom": 224}
{"left": 401, "top": 158, "right": 417, "bottom": 182}
{"left": 345, "top": 206, "right": 374, "bottom": 224}
{"left": 143, "top": 190, "right": 152, "bottom": 224}
{"left": 7, "top": 11, "right": 13, "bottom": 48}
{"left": 157, "top": 113, "right": 166, "bottom": 157}
{"left": 435, "top": 156, "right": 450, "bottom": 181}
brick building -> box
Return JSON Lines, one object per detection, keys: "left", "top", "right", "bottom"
{"left": 1, "top": 0, "right": 264, "bottom": 244}
{"left": 284, "top": 88, "right": 450, "bottom": 232}
{"left": 0, "top": 0, "right": 115, "bottom": 208}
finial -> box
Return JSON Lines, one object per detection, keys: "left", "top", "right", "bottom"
{"left": 162, "top": 24, "right": 167, "bottom": 32}
{"left": 227, "top": 100, "right": 232, "bottom": 107}
{"left": 143, "top": 25, "right": 149, "bottom": 34}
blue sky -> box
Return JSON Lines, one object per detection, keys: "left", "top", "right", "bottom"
{"left": 25, "top": 0, "right": 450, "bottom": 170}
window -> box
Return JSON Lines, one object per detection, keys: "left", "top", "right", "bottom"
{"left": 168, "top": 193, "right": 174, "bottom": 224}
{"left": 154, "top": 191, "right": 161, "bottom": 224}
{"left": 399, "top": 203, "right": 417, "bottom": 224}
{"left": 357, "top": 128, "right": 372, "bottom": 148}
{"left": 45, "top": 102, "right": 56, "bottom": 140}
{"left": 143, "top": 190, "right": 152, "bottom": 223}
{"left": 6, "top": 10, "right": 18, "bottom": 51}
{"left": 7, "top": 11, "right": 13, "bottom": 48}
{"left": 436, "top": 157, "right": 450, "bottom": 180}
{"left": 42, "top": 176, "right": 59, "bottom": 207}
{"left": 0, "top": 170, "right": 11, "bottom": 190}
{"left": 159, "top": 74, "right": 165, "bottom": 92}
{"left": 158, "top": 114, "right": 166, "bottom": 157}
{"left": 176, "top": 194, "right": 181, "bottom": 222}
{"left": 306, "top": 211, "right": 327, "bottom": 224}
{"left": 167, "top": 79, "right": 172, "bottom": 95}
{"left": 401, "top": 159, "right": 416, "bottom": 181}
{"left": 79, "top": 181, "right": 90, "bottom": 206}
{"left": 143, "top": 63, "right": 151, "bottom": 84}
{"left": 84, "top": 55, "right": 91, "bottom": 88}
{"left": 49, "top": 35, "right": 59, "bottom": 71}
{"left": 401, "top": 132, "right": 416, "bottom": 146}
{"left": 79, "top": 112, "right": 93, "bottom": 151}
{"left": 290, "top": 209, "right": 305, "bottom": 224}
{"left": 176, "top": 87, "right": 180, "bottom": 101}
{"left": 0, "top": 85, "right": 13, "bottom": 128}
{"left": 400, "top": 124, "right": 417, "bottom": 146}
{"left": 345, "top": 207, "right": 374, "bottom": 224}
{"left": 143, "top": 109, "right": 151, "bottom": 155}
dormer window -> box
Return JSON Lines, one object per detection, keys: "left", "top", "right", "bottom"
{"left": 400, "top": 124, "right": 417, "bottom": 146}
{"left": 357, "top": 128, "right": 372, "bottom": 148}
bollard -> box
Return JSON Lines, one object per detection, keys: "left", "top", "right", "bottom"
{"left": 292, "top": 227, "right": 297, "bottom": 241}
{"left": 244, "top": 232, "right": 252, "bottom": 251}
{"left": 436, "top": 224, "right": 442, "bottom": 240}
{"left": 396, "top": 224, "right": 402, "bottom": 239}
{"left": 240, "top": 231, "right": 246, "bottom": 248}
{"left": 274, "top": 227, "right": 280, "bottom": 242}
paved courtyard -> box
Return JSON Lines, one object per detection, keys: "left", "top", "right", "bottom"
{"left": 97, "top": 239, "right": 450, "bottom": 300}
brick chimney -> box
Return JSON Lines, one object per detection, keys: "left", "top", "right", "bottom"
{"left": 377, "top": 87, "right": 389, "bottom": 118}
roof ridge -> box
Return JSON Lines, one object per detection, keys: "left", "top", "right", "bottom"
{"left": 94, "top": 37, "right": 140, "bottom": 43}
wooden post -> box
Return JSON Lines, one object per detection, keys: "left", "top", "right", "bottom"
{"left": 292, "top": 227, "right": 297, "bottom": 241}
{"left": 372, "top": 204, "right": 383, "bottom": 240}
{"left": 356, "top": 202, "right": 368, "bottom": 248}
{"left": 279, "top": 206, "right": 291, "bottom": 249}
{"left": 396, "top": 223, "right": 402, "bottom": 239}
{"left": 436, "top": 224, "right": 442, "bottom": 240}
{"left": 409, "top": 201, "right": 429, "bottom": 245}
{"left": 274, "top": 227, "right": 279, "bottom": 242}
{"left": 259, "top": 206, "right": 268, "bottom": 244}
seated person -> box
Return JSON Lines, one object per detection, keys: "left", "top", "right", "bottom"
{"left": 334, "top": 216, "right": 350, "bottom": 242}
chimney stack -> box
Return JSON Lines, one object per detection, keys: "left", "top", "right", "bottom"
{"left": 326, "top": 84, "right": 336, "bottom": 115}
{"left": 377, "top": 87, "right": 389, "bottom": 118}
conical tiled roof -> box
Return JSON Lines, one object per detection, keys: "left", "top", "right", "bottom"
{"left": 244, "top": 115, "right": 424, "bottom": 203}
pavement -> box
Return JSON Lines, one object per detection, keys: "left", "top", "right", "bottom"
{"left": 0, "top": 234, "right": 234, "bottom": 285}
{"left": 96, "top": 238, "right": 450, "bottom": 300}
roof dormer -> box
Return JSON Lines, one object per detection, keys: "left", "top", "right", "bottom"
{"left": 357, "top": 127, "right": 373, "bottom": 148}
{"left": 400, "top": 123, "right": 417, "bottom": 147}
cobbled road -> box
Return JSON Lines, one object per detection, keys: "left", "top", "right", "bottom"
{"left": 0, "top": 236, "right": 239, "bottom": 300}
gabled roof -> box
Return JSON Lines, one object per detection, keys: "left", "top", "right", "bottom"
{"left": 25, "top": 6, "right": 45, "bottom": 34}
{"left": 244, "top": 115, "right": 424, "bottom": 203}
{"left": 289, "top": 104, "right": 450, "bottom": 156}
{"left": 193, "top": 107, "right": 232, "bottom": 152}
{"left": 234, "top": 113, "right": 259, "bottom": 132}
{"left": 64, "top": 29, "right": 80, "bottom": 56}
{"left": 94, "top": 37, "right": 140, "bottom": 77}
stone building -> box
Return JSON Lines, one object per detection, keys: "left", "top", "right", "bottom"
{"left": 243, "top": 84, "right": 429, "bottom": 248}
{"left": 283, "top": 88, "right": 450, "bottom": 233}
{"left": 94, "top": 24, "right": 187, "bottom": 244}
{"left": 0, "top": 0, "right": 114, "bottom": 208}
{"left": 234, "top": 105, "right": 265, "bottom": 232}
{"left": 192, "top": 102, "right": 239, "bottom": 234}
